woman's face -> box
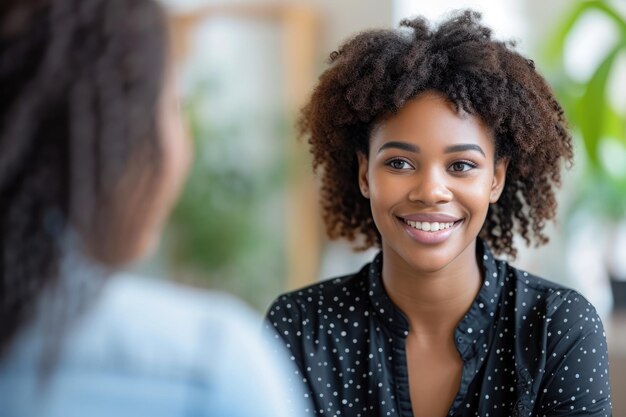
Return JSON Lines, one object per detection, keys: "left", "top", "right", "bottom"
{"left": 106, "top": 66, "right": 192, "bottom": 265}
{"left": 138, "top": 67, "right": 192, "bottom": 258}
{"left": 358, "top": 91, "right": 507, "bottom": 274}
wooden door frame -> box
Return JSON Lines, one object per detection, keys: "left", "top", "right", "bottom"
{"left": 168, "top": 3, "right": 322, "bottom": 290}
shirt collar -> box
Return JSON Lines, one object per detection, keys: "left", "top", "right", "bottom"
{"left": 366, "top": 239, "right": 503, "bottom": 357}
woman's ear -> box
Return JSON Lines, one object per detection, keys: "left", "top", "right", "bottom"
{"left": 489, "top": 158, "right": 509, "bottom": 203}
{"left": 357, "top": 152, "right": 370, "bottom": 199}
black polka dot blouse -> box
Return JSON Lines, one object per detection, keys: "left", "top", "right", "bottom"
{"left": 265, "top": 240, "right": 612, "bottom": 417}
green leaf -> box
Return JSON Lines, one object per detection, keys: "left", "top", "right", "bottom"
{"left": 545, "top": 0, "right": 626, "bottom": 67}
{"left": 545, "top": 2, "right": 591, "bottom": 66}
{"left": 605, "top": 103, "right": 626, "bottom": 144}
{"left": 577, "top": 42, "right": 624, "bottom": 169}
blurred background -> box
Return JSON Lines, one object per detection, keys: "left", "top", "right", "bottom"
{"left": 134, "top": 0, "right": 625, "bottom": 412}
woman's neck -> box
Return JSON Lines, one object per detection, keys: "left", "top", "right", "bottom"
{"left": 381, "top": 243, "right": 483, "bottom": 340}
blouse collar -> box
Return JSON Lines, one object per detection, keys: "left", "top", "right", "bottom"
{"left": 366, "top": 239, "right": 503, "bottom": 359}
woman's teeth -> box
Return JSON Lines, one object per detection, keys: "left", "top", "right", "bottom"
{"left": 404, "top": 219, "right": 455, "bottom": 232}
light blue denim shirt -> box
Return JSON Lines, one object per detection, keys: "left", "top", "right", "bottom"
{"left": 0, "top": 264, "right": 303, "bottom": 417}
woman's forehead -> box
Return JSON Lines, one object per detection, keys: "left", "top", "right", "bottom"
{"left": 369, "top": 92, "right": 495, "bottom": 154}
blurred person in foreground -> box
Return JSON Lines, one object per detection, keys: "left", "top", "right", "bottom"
{"left": 0, "top": 0, "right": 302, "bottom": 416}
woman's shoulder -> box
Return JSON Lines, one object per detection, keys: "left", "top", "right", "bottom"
{"left": 98, "top": 273, "right": 255, "bottom": 327}
{"left": 6, "top": 273, "right": 266, "bottom": 377}
{"left": 77, "top": 273, "right": 262, "bottom": 367}
{"left": 500, "top": 260, "right": 597, "bottom": 314}
{"left": 499, "top": 269, "right": 613, "bottom": 415}
{"left": 496, "top": 260, "right": 606, "bottom": 352}
{"left": 0, "top": 274, "right": 303, "bottom": 417}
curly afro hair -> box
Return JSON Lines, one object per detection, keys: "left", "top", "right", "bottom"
{"left": 300, "top": 10, "right": 573, "bottom": 258}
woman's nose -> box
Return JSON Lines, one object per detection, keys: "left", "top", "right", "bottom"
{"left": 407, "top": 169, "right": 453, "bottom": 205}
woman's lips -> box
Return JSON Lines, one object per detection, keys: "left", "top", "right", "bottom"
{"left": 400, "top": 213, "right": 460, "bottom": 223}
{"left": 397, "top": 216, "right": 463, "bottom": 244}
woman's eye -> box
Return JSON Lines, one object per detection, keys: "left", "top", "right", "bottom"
{"left": 388, "top": 159, "right": 411, "bottom": 170}
{"left": 449, "top": 161, "right": 476, "bottom": 172}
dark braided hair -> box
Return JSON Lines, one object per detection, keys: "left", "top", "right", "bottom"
{"left": 301, "top": 10, "right": 573, "bottom": 257}
{"left": 0, "top": 0, "right": 167, "bottom": 355}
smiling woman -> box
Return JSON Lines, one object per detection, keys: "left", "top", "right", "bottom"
{"left": 265, "top": 9, "right": 613, "bottom": 417}
{"left": 359, "top": 92, "right": 507, "bottom": 274}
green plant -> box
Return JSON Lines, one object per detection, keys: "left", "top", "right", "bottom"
{"left": 165, "top": 78, "right": 289, "bottom": 310}
{"left": 546, "top": 0, "right": 626, "bottom": 219}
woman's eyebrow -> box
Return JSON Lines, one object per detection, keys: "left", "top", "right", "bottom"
{"left": 377, "top": 142, "right": 486, "bottom": 157}
{"left": 444, "top": 144, "right": 486, "bottom": 157}
{"left": 377, "top": 141, "right": 419, "bottom": 154}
